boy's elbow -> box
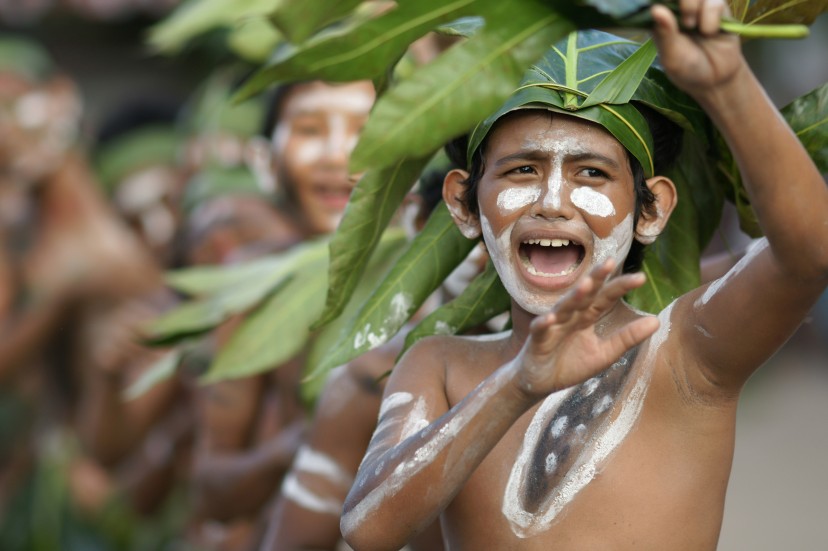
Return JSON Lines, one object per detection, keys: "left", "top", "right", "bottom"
{"left": 340, "top": 502, "right": 396, "bottom": 551}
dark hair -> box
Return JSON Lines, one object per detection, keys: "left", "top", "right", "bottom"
{"left": 260, "top": 81, "right": 306, "bottom": 138}
{"left": 445, "top": 104, "right": 683, "bottom": 273}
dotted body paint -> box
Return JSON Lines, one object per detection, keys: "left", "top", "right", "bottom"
{"left": 502, "top": 304, "right": 672, "bottom": 537}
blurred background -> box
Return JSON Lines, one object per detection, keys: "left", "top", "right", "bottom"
{"left": 0, "top": 2, "right": 825, "bottom": 550}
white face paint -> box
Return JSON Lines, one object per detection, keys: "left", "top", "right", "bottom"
{"left": 592, "top": 213, "right": 634, "bottom": 268}
{"left": 497, "top": 186, "right": 541, "bottom": 214}
{"left": 571, "top": 187, "right": 615, "bottom": 218}
{"left": 481, "top": 214, "right": 551, "bottom": 316}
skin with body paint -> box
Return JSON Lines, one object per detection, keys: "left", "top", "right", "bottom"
{"left": 340, "top": 2, "right": 828, "bottom": 550}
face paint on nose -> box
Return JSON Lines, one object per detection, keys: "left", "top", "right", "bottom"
{"left": 592, "top": 213, "right": 634, "bottom": 268}
{"left": 497, "top": 186, "right": 541, "bottom": 215}
{"left": 571, "top": 187, "right": 615, "bottom": 218}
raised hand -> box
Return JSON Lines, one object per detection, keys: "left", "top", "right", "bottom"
{"left": 509, "top": 260, "right": 660, "bottom": 399}
{"left": 651, "top": 0, "right": 744, "bottom": 96}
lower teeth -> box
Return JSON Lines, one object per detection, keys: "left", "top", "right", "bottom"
{"left": 522, "top": 257, "right": 576, "bottom": 277}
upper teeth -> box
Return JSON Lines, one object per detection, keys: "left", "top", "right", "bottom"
{"left": 524, "top": 238, "right": 570, "bottom": 247}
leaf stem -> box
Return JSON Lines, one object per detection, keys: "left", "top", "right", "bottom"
{"left": 720, "top": 19, "right": 809, "bottom": 39}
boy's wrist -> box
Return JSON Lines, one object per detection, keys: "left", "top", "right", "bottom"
{"left": 689, "top": 58, "right": 754, "bottom": 116}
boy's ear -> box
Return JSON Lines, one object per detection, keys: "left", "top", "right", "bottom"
{"left": 635, "top": 175, "right": 677, "bottom": 245}
{"left": 443, "top": 168, "right": 481, "bottom": 239}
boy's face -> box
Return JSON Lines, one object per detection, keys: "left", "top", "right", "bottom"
{"left": 271, "top": 80, "right": 375, "bottom": 236}
{"left": 469, "top": 111, "right": 637, "bottom": 315}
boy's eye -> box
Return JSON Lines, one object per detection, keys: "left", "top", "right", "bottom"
{"left": 509, "top": 165, "right": 536, "bottom": 175}
{"left": 579, "top": 167, "right": 608, "bottom": 179}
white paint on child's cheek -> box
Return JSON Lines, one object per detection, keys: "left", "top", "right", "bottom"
{"left": 695, "top": 238, "right": 768, "bottom": 310}
{"left": 282, "top": 472, "right": 344, "bottom": 515}
{"left": 342, "top": 366, "right": 514, "bottom": 534}
{"left": 295, "top": 139, "right": 325, "bottom": 165}
{"left": 571, "top": 187, "right": 615, "bottom": 218}
{"left": 497, "top": 186, "right": 541, "bottom": 214}
{"left": 502, "top": 306, "right": 669, "bottom": 538}
{"left": 294, "top": 445, "right": 353, "bottom": 488}
{"left": 592, "top": 213, "right": 634, "bottom": 268}
{"left": 482, "top": 214, "right": 544, "bottom": 316}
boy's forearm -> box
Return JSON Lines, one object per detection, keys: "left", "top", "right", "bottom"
{"left": 695, "top": 61, "right": 828, "bottom": 279}
{"left": 341, "top": 363, "right": 535, "bottom": 551}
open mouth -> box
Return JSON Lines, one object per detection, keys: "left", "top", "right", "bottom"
{"left": 314, "top": 185, "right": 353, "bottom": 210}
{"left": 519, "top": 238, "right": 585, "bottom": 278}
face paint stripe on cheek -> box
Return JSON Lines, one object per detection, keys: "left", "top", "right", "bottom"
{"left": 571, "top": 187, "right": 615, "bottom": 218}
{"left": 497, "top": 186, "right": 541, "bottom": 214}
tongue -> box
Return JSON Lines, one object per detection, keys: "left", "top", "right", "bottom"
{"left": 525, "top": 244, "right": 580, "bottom": 275}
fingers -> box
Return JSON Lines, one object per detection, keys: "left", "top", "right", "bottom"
{"left": 605, "top": 316, "right": 660, "bottom": 357}
{"left": 698, "top": 0, "right": 726, "bottom": 36}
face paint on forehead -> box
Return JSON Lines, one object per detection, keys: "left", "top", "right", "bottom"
{"left": 289, "top": 86, "right": 374, "bottom": 115}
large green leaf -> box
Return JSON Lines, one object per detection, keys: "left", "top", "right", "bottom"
{"left": 235, "top": 0, "right": 484, "bottom": 101}
{"left": 149, "top": 239, "right": 330, "bottom": 344}
{"left": 203, "top": 228, "right": 408, "bottom": 383}
{"left": 744, "top": 0, "right": 828, "bottom": 26}
{"left": 268, "top": 0, "right": 366, "bottom": 44}
{"left": 145, "top": 275, "right": 293, "bottom": 345}
{"left": 148, "top": 0, "right": 279, "bottom": 54}
{"left": 313, "top": 156, "right": 431, "bottom": 329}
{"left": 309, "top": 203, "right": 476, "bottom": 377}
{"left": 782, "top": 82, "right": 828, "bottom": 173}
{"left": 580, "top": 39, "right": 656, "bottom": 108}
{"left": 402, "top": 260, "right": 510, "bottom": 353}
{"left": 349, "top": 0, "right": 573, "bottom": 173}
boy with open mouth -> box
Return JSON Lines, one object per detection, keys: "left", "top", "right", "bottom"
{"left": 340, "top": 1, "right": 828, "bottom": 550}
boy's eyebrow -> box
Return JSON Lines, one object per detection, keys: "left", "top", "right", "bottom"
{"left": 493, "top": 149, "right": 623, "bottom": 170}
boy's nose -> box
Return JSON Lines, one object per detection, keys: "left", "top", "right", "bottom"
{"left": 530, "top": 175, "right": 574, "bottom": 220}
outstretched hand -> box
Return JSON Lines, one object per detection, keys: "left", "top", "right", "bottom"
{"left": 510, "top": 260, "right": 659, "bottom": 400}
{"left": 651, "top": 0, "right": 744, "bottom": 97}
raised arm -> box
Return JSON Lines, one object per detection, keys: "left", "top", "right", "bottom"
{"left": 651, "top": 1, "right": 828, "bottom": 388}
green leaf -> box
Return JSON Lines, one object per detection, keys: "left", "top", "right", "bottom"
{"left": 235, "top": 0, "right": 482, "bottom": 101}
{"left": 402, "top": 260, "right": 510, "bottom": 353}
{"left": 124, "top": 349, "right": 182, "bottom": 401}
{"left": 313, "top": 156, "right": 431, "bottom": 330}
{"left": 310, "top": 203, "right": 476, "bottom": 377}
{"left": 269, "top": 0, "right": 365, "bottom": 44}
{"left": 782, "top": 82, "right": 828, "bottom": 173}
{"left": 226, "top": 16, "right": 284, "bottom": 62}
{"left": 148, "top": 0, "right": 279, "bottom": 54}
{"left": 628, "top": 134, "right": 724, "bottom": 311}
{"left": 745, "top": 0, "right": 827, "bottom": 26}
{"left": 349, "top": 1, "right": 573, "bottom": 173}
{"left": 580, "top": 39, "right": 656, "bottom": 108}
{"left": 203, "top": 228, "right": 408, "bottom": 383}
{"left": 149, "top": 239, "right": 331, "bottom": 344}
{"left": 145, "top": 274, "right": 293, "bottom": 345}
{"left": 436, "top": 16, "right": 485, "bottom": 37}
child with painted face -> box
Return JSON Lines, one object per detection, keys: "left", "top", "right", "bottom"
{"left": 341, "top": 2, "right": 828, "bottom": 550}
{"left": 266, "top": 80, "right": 376, "bottom": 237}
